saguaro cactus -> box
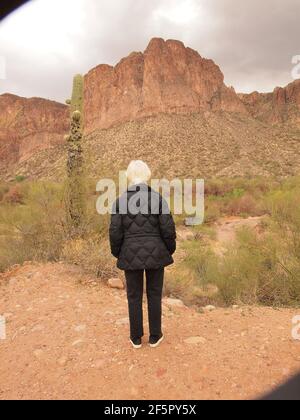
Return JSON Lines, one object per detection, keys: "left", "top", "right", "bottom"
{"left": 65, "top": 74, "right": 86, "bottom": 235}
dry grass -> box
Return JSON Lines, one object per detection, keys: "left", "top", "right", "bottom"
{"left": 61, "top": 236, "right": 118, "bottom": 279}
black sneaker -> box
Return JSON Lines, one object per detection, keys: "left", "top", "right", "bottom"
{"left": 130, "top": 338, "right": 142, "bottom": 349}
{"left": 149, "top": 334, "right": 164, "bottom": 348}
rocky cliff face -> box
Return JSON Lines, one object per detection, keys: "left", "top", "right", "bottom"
{"left": 0, "top": 93, "right": 69, "bottom": 169}
{"left": 239, "top": 79, "right": 300, "bottom": 125}
{"left": 84, "top": 38, "right": 247, "bottom": 133}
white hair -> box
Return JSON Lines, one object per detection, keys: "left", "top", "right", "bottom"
{"left": 126, "top": 160, "right": 152, "bottom": 186}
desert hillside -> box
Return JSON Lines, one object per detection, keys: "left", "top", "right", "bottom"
{"left": 5, "top": 113, "right": 300, "bottom": 181}
{"left": 0, "top": 38, "right": 300, "bottom": 180}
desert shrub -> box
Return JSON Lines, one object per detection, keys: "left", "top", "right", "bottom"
{"left": 205, "top": 179, "right": 233, "bottom": 197}
{"left": 15, "top": 175, "right": 27, "bottom": 183}
{"left": 177, "top": 226, "right": 300, "bottom": 308}
{"left": 205, "top": 177, "right": 274, "bottom": 199}
{"left": 61, "top": 236, "right": 118, "bottom": 279}
{"left": 0, "top": 182, "right": 9, "bottom": 201}
{"left": 0, "top": 182, "right": 66, "bottom": 271}
{"left": 183, "top": 241, "right": 216, "bottom": 284}
{"left": 165, "top": 177, "right": 300, "bottom": 308}
{"left": 266, "top": 184, "right": 300, "bottom": 259}
{"left": 2, "top": 185, "right": 24, "bottom": 205}
{"left": 225, "top": 193, "right": 264, "bottom": 217}
{"left": 277, "top": 175, "right": 300, "bottom": 193}
{"left": 203, "top": 178, "right": 273, "bottom": 219}
{"left": 245, "top": 177, "right": 277, "bottom": 194}
{"left": 167, "top": 240, "right": 221, "bottom": 306}
{"left": 175, "top": 178, "right": 300, "bottom": 308}
{"left": 0, "top": 179, "right": 114, "bottom": 276}
{"left": 204, "top": 199, "right": 222, "bottom": 223}
{"left": 163, "top": 269, "right": 195, "bottom": 304}
{"left": 214, "top": 227, "right": 300, "bottom": 306}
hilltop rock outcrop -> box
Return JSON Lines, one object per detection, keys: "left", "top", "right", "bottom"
{"left": 83, "top": 38, "right": 247, "bottom": 133}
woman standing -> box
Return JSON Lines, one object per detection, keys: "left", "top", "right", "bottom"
{"left": 109, "top": 161, "right": 176, "bottom": 349}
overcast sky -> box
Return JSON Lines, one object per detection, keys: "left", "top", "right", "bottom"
{"left": 0, "top": 0, "right": 299, "bottom": 103}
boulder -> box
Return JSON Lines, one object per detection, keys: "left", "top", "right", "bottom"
{"left": 108, "top": 278, "right": 124, "bottom": 290}
{"left": 164, "top": 298, "right": 185, "bottom": 308}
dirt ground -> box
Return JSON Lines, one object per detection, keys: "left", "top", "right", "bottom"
{"left": 0, "top": 262, "right": 299, "bottom": 400}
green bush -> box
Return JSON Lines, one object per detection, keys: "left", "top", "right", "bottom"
{"left": 15, "top": 175, "right": 27, "bottom": 183}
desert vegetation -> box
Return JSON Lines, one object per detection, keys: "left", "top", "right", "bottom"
{"left": 167, "top": 176, "right": 300, "bottom": 307}
{"left": 0, "top": 178, "right": 117, "bottom": 278}
{"left": 0, "top": 175, "right": 299, "bottom": 308}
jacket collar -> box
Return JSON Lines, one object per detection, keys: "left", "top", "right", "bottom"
{"left": 127, "top": 183, "right": 150, "bottom": 192}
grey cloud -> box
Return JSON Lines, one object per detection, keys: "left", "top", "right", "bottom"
{"left": 0, "top": 0, "right": 299, "bottom": 102}
{"left": 192, "top": 0, "right": 300, "bottom": 92}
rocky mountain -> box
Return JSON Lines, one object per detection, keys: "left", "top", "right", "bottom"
{"left": 0, "top": 38, "right": 300, "bottom": 180}
{"left": 83, "top": 38, "right": 247, "bottom": 133}
{"left": 0, "top": 93, "right": 68, "bottom": 169}
{"left": 239, "top": 79, "right": 300, "bottom": 125}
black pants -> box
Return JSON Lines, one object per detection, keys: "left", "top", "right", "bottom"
{"left": 125, "top": 268, "right": 164, "bottom": 340}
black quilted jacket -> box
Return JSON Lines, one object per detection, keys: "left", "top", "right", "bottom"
{"left": 109, "top": 184, "right": 176, "bottom": 271}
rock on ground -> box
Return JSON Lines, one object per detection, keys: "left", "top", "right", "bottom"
{"left": 108, "top": 278, "right": 124, "bottom": 290}
{"left": 203, "top": 305, "right": 217, "bottom": 312}
{"left": 163, "top": 298, "right": 186, "bottom": 308}
{"left": 184, "top": 337, "right": 207, "bottom": 345}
